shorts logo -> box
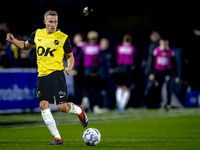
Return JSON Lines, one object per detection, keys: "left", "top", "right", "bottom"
{"left": 59, "top": 91, "right": 66, "bottom": 99}
{"left": 36, "top": 91, "right": 41, "bottom": 98}
{"left": 60, "top": 95, "right": 65, "bottom": 98}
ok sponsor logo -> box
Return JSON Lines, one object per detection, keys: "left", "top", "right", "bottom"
{"left": 37, "top": 46, "right": 56, "bottom": 57}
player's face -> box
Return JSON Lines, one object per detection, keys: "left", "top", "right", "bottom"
{"left": 160, "top": 39, "right": 169, "bottom": 50}
{"left": 73, "top": 34, "right": 83, "bottom": 46}
{"left": 88, "top": 38, "right": 97, "bottom": 44}
{"left": 44, "top": 15, "right": 58, "bottom": 34}
{"left": 159, "top": 39, "right": 165, "bottom": 47}
{"left": 100, "top": 38, "right": 109, "bottom": 51}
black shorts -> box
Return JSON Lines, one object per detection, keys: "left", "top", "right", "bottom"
{"left": 112, "top": 65, "right": 132, "bottom": 87}
{"left": 36, "top": 71, "right": 68, "bottom": 105}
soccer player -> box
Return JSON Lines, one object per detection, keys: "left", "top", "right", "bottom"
{"left": 110, "top": 34, "right": 136, "bottom": 113}
{"left": 6, "top": 10, "right": 88, "bottom": 145}
{"left": 81, "top": 31, "right": 101, "bottom": 113}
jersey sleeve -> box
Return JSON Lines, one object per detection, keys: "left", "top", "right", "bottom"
{"left": 63, "top": 37, "right": 72, "bottom": 54}
{"left": 27, "top": 31, "right": 36, "bottom": 45}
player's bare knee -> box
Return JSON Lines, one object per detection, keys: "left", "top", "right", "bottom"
{"left": 40, "top": 100, "right": 49, "bottom": 110}
{"left": 122, "top": 85, "right": 130, "bottom": 91}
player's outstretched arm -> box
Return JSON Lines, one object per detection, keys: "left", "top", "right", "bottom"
{"left": 6, "top": 33, "right": 34, "bottom": 50}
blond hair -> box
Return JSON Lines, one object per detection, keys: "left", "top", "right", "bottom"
{"left": 44, "top": 10, "right": 58, "bottom": 20}
{"left": 87, "top": 31, "right": 98, "bottom": 39}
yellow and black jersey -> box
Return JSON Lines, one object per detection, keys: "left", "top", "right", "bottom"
{"left": 28, "top": 28, "right": 72, "bottom": 77}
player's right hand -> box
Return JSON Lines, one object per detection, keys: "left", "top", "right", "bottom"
{"left": 65, "top": 67, "right": 72, "bottom": 75}
{"left": 6, "top": 33, "right": 15, "bottom": 43}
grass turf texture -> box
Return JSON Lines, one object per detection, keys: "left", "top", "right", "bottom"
{"left": 0, "top": 108, "right": 200, "bottom": 150}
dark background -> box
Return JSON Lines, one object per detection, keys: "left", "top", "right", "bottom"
{"left": 1, "top": 0, "right": 200, "bottom": 90}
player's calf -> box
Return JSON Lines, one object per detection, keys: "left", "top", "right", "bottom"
{"left": 57, "top": 103, "right": 71, "bottom": 112}
{"left": 67, "top": 102, "right": 88, "bottom": 127}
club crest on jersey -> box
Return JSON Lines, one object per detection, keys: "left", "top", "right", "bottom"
{"left": 54, "top": 40, "right": 59, "bottom": 45}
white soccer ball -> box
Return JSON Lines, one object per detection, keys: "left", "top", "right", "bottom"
{"left": 82, "top": 128, "right": 101, "bottom": 146}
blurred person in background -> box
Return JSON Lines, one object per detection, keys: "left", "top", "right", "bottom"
{"left": 148, "top": 39, "right": 180, "bottom": 111}
{"left": 73, "top": 33, "right": 85, "bottom": 48}
{"left": 29, "top": 46, "right": 37, "bottom": 68}
{"left": 140, "top": 31, "right": 161, "bottom": 107}
{"left": 81, "top": 31, "right": 102, "bottom": 113}
{"left": 99, "top": 38, "right": 113, "bottom": 109}
{"left": 0, "top": 42, "right": 18, "bottom": 68}
{"left": 110, "top": 34, "right": 136, "bottom": 113}
{"left": 142, "top": 31, "right": 161, "bottom": 77}
{"left": 18, "top": 35, "right": 31, "bottom": 67}
{"left": 0, "top": 22, "right": 12, "bottom": 68}
{"left": 0, "top": 34, "right": 32, "bottom": 68}
{"left": 0, "top": 22, "right": 9, "bottom": 51}
{"left": 71, "top": 33, "right": 85, "bottom": 104}
{"left": 0, "top": 36, "right": 19, "bottom": 68}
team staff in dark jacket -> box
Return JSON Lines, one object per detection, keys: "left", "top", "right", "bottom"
{"left": 148, "top": 39, "right": 180, "bottom": 111}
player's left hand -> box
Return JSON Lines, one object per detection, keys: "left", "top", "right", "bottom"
{"left": 65, "top": 67, "right": 72, "bottom": 75}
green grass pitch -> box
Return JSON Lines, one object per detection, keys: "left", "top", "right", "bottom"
{"left": 0, "top": 108, "right": 200, "bottom": 150}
